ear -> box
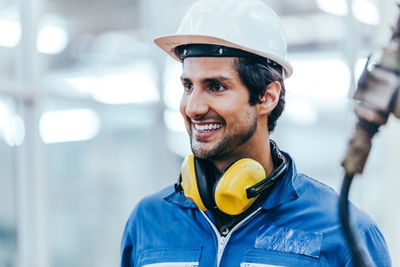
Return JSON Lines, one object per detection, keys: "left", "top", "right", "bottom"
{"left": 258, "top": 81, "right": 281, "bottom": 115}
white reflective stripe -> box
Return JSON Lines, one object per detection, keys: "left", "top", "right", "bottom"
{"left": 142, "top": 262, "right": 199, "bottom": 267}
{"left": 240, "top": 263, "right": 285, "bottom": 267}
{"left": 200, "top": 207, "right": 262, "bottom": 267}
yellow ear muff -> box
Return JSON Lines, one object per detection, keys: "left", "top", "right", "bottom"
{"left": 214, "top": 159, "right": 266, "bottom": 215}
{"left": 180, "top": 155, "right": 207, "bottom": 211}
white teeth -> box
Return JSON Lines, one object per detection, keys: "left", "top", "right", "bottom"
{"left": 194, "top": 123, "right": 223, "bottom": 131}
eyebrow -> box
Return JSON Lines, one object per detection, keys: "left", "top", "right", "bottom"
{"left": 180, "top": 75, "right": 233, "bottom": 83}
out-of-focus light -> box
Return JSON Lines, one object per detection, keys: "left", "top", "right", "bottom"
{"left": 0, "top": 101, "right": 25, "bottom": 146}
{"left": 67, "top": 73, "right": 159, "bottom": 104}
{"left": 163, "top": 59, "right": 182, "bottom": 110}
{"left": 316, "top": 0, "right": 348, "bottom": 16}
{"left": 316, "top": 0, "right": 379, "bottom": 25}
{"left": 93, "top": 73, "right": 159, "bottom": 104}
{"left": 3, "top": 115, "right": 25, "bottom": 146}
{"left": 164, "top": 109, "right": 186, "bottom": 132}
{"left": 352, "top": 0, "right": 379, "bottom": 25}
{"left": 0, "top": 19, "right": 21, "bottom": 47}
{"left": 286, "top": 58, "right": 351, "bottom": 101}
{"left": 37, "top": 25, "right": 69, "bottom": 54}
{"left": 39, "top": 109, "right": 100, "bottom": 143}
{"left": 65, "top": 62, "right": 159, "bottom": 104}
{"left": 286, "top": 100, "right": 318, "bottom": 126}
{"left": 65, "top": 77, "right": 96, "bottom": 94}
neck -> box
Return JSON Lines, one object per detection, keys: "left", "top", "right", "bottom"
{"left": 212, "top": 134, "right": 274, "bottom": 177}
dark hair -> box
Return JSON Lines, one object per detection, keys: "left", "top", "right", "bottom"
{"left": 234, "top": 57, "right": 286, "bottom": 132}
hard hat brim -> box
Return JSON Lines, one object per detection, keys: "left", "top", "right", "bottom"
{"left": 154, "top": 34, "right": 293, "bottom": 78}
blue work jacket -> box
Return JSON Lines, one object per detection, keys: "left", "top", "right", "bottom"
{"left": 121, "top": 153, "right": 391, "bottom": 267}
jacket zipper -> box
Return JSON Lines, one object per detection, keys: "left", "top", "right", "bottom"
{"left": 200, "top": 207, "right": 262, "bottom": 267}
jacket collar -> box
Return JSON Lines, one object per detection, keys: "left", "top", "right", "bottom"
{"left": 260, "top": 151, "right": 299, "bottom": 210}
{"left": 164, "top": 152, "right": 299, "bottom": 210}
{"left": 164, "top": 186, "right": 198, "bottom": 208}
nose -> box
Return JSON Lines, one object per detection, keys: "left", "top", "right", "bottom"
{"left": 181, "top": 87, "right": 209, "bottom": 120}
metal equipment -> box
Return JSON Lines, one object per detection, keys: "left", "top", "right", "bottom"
{"left": 341, "top": 8, "right": 400, "bottom": 267}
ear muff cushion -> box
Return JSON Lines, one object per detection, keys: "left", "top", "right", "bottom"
{"left": 194, "top": 157, "right": 219, "bottom": 210}
{"left": 180, "top": 155, "right": 207, "bottom": 211}
{"left": 214, "top": 158, "right": 266, "bottom": 215}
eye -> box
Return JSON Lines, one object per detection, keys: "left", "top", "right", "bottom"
{"left": 182, "top": 82, "right": 193, "bottom": 92}
{"left": 210, "top": 83, "right": 226, "bottom": 92}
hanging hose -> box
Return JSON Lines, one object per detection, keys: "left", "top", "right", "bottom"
{"left": 339, "top": 173, "right": 372, "bottom": 267}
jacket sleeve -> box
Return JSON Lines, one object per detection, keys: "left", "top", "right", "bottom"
{"left": 120, "top": 212, "right": 136, "bottom": 267}
{"left": 363, "top": 223, "right": 391, "bottom": 266}
{"left": 343, "top": 221, "right": 392, "bottom": 267}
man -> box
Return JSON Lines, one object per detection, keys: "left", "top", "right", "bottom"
{"left": 121, "top": 0, "right": 391, "bottom": 266}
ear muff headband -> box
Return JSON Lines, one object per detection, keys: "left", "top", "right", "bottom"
{"left": 194, "top": 157, "right": 218, "bottom": 210}
{"left": 246, "top": 140, "right": 287, "bottom": 198}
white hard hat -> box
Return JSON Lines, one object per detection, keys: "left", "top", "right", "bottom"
{"left": 154, "top": 0, "right": 293, "bottom": 78}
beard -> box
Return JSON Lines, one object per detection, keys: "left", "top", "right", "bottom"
{"left": 190, "top": 108, "right": 258, "bottom": 159}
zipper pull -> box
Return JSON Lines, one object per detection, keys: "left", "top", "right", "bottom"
{"left": 221, "top": 227, "right": 229, "bottom": 236}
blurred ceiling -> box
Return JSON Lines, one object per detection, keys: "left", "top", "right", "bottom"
{"left": 0, "top": 0, "right": 384, "bottom": 76}
{"left": 38, "top": 0, "right": 375, "bottom": 60}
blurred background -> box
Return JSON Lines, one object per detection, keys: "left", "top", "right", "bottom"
{"left": 0, "top": 0, "right": 399, "bottom": 266}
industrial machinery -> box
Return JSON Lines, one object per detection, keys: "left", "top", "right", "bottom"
{"left": 341, "top": 8, "right": 400, "bottom": 267}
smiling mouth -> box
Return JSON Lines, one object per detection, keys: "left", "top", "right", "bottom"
{"left": 192, "top": 122, "right": 224, "bottom": 141}
{"left": 194, "top": 123, "right": 224, "bottom": 131}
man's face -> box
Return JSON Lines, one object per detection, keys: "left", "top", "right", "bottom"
{"left": 180, "top": 57, "right": 258, "bottom": 160}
